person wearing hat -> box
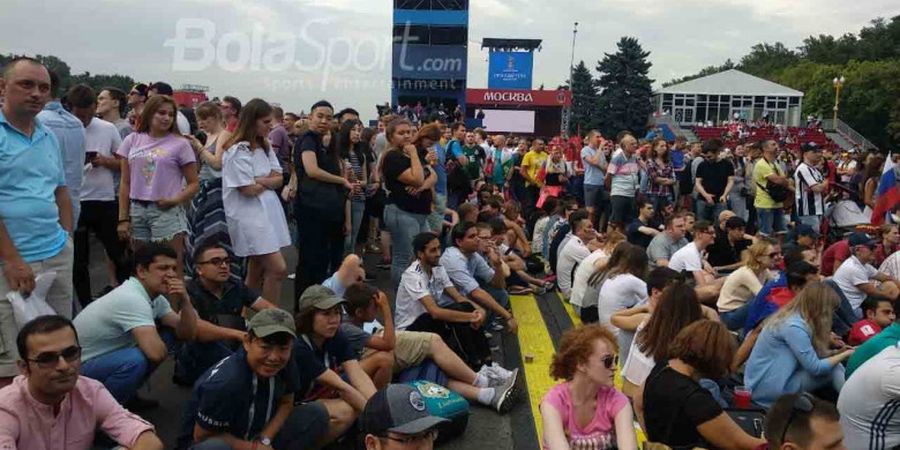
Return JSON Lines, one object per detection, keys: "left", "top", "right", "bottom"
{"left": 177, "top": 308, "right": 330, "bottom": 450}
{"left": 794, "top": 143, "right": 828, "bottom": 231}
{"left": 707, "top": 214, "right": 753, "bottom": 273}
{"left": 359, "top": 384, "right": 448, "bottom": 450}
{"left": 783, "top": 223, "right": 822, "bottom": 268}
{"left": 292, "top": 285, "right": 377, "bottom": 444}
{"left": 832, "top": 232, "right": 900, "bottom": 318}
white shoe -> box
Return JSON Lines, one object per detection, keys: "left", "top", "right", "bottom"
{"left": 479, "top": 364, "right": 517, "bottom": 387}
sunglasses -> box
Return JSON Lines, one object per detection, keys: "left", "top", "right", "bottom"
{"left": 602, "top": 354, "right": 618, "bottom": 370}
{"left": 780, "top": 393, "right": 814, "bottom": 444}
{"left": 198, "top": 257, "right": 231, "bottom": 267}
{"left": 27, "top": 345, "right": 81, "bottom": 369}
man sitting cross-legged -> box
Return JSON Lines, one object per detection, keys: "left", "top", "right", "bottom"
{"left": 174, "top": 240, "right": 279, "bottom": 385}
{"left": 341, "top": 282, "right": 521, "bottom": 413}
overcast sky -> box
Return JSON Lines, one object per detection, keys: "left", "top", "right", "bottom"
{"left": 2, "top": 0, "right": 898, "bottom": 120}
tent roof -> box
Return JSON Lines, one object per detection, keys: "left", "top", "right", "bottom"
{"left": 655, "top": 69, "right": 803, "bottom": 97}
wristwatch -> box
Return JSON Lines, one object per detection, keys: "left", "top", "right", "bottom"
{"left": 259, "top": 436, "right": 272, "bottom": 447}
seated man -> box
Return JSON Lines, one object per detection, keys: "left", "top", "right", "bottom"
{"left": 176, "top": 241, "right": 278, "bottom": 385}
{"left": 839, "top": 341, "right": 900, "bottom": 449}
{"left": 832, "top": 232, "right": 900, "bottom": 318}
{"left": 487, "top": 219, "right": 549, "bottom": 294}
{"left": 625, "top": 201, "right": 660, "bottom": 249}
{"left": 557, "top": 210, "right": 599, "bottom": 298}
{"left": 667, "top": 220, "right": 724, "bottom": 303}
{"left": 440, "top": 222, "right": 518, "bottom": 333}
{"left": 846, "top": 299, "right": 900, "bottom": 377}
{"left": 646, "top": 213, "right": 688, "bottom": 268}
{"left": 0, "top": 316, "right": 162, "bottom": 450}
{"left": 178, "top": 308, "right": 329, "bottom": 450}
{"left": 765, "top": 393, "right": 845, "bottom": 450}
{"left": 342, "top": 283, "right": 520, "bottom": 413}
{"left": 706, "top": 216, "right": 752, "bottom": 273}
{"left": 74, "top": 243, "right": 198, "bottom": 405}
{"left": 820, "top": 236, "right": 851, "bottom": 277}
{"left": 783, "top": 223, "right": 821, "bottom": 268}
{"left": 847, "top": 297, "right": 895, "bottom": 346}
{"left": 360, "top": 384, "right": 447, "bottom": 450}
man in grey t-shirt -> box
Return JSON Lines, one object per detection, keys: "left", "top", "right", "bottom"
{"left": 647, "top": 214, "right": 688, "bottom": 268}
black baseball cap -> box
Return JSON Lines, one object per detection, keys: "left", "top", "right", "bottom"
{"left": 360, "top": 384, "right": 448, "bottom": 436}
{"left": 795, "top": 223, "right": 820, "bottom": 239}
{"left": 848, "top": 232, "right": 877, "bottom": 248}
{"left": 801, "top": 142, "right": 820, "bottom": 153}
{"left": 724, "top": 216, "right": 747, "bottom": 230}
{"left": 149, "top": 81, "right": 174, "bottom": 96}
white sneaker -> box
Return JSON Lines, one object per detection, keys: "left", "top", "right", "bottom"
{"left": 479, "top": 364, "right": 517, "bottom": 387}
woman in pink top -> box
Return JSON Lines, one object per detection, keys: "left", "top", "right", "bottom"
{"left": 541, "top": 324, "right": 637, "bottom": 450}
{"left": 117, "top": 95, "right": 199, "bottom": 275}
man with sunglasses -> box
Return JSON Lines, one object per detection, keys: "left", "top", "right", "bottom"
{"left": 360, "top": 383, "right": 448, "bottom": 450}
{"left": 668, "top": 220, "right": 724, "bottom": 302}
{"left": 764, "top": 393, "right": 845, "bottom": 450}
{"left": 0, "top": 315, "right": 163, "bottom": 449}
{"left": 126, "top": 83, "right": 148, "bottom": 124}
{"left": 174, "top": 241, "right": 278, "bottom": 385}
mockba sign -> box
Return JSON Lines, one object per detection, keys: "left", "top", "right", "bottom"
{"left": 483, "top": 91, "right": 534, "bottom": 103}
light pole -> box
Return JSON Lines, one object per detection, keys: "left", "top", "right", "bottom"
{"left": 562, "top": 22, "right": 578, "bottom": 137}
{"left": 832, "top": 75, "right": 845, "bottom": 124}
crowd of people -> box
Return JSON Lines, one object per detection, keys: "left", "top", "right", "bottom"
{"left": 1, "top": 55, "right": 899, "bottom": 450}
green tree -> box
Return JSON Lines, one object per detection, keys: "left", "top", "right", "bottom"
{"left": 663, "top": 59, "right": 734, "bottom": 87}
{"left": 567, "top": 60, "right": 600, "bottom": 135}
{"left": 738, "top": 42, "right": 800, "bottom": 78}
{"left": 595, "top": 37, "right": 654, "bottom": 137}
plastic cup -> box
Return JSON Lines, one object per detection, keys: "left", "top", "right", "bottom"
{"left": 734, "top": 386, "right": 752, "bottom": 409}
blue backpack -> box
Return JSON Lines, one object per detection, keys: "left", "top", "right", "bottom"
{"left": 398, "top": 361, "right": 469, "bottom": 443}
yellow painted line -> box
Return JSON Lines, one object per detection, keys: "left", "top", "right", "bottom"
{"left": 510, "top": 293, "right": 556, "bottom": 445}
{"left": 555, "top": 291, "right": 582, "bottom": 326}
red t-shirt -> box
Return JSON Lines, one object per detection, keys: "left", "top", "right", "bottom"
{"left": 821, "top": 240, "right": 850, "bottom": 276}
{"left": 848, "top": 318, "right": 882, "bottom": 346}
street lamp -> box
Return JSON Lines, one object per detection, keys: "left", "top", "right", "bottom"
{"left": 562, "top": 22, "right": 578, "bottom": 137}
{"left": 832, "top": 75, "right": 845, "bottom": 124}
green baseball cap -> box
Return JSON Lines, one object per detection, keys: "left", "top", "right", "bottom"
{"left": 248, "top": 308, "right": 296, "bottom": 338}
{"left": 298, "top": 285, "right": 346, "bottom": 313}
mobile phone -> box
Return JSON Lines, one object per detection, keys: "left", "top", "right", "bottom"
{"left": 84, "top": 151, "right": 99, "bottom": 164}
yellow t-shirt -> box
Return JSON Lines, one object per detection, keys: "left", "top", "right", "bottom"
{"left": 753, "top": 158, "right": 783, "bottom": 209}
{"left": 522, "top": 150, "right": 548, "bottom": 187}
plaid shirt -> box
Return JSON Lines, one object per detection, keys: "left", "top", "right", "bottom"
{"left": 646, "top": 159, "right": 675, "bottom": 197}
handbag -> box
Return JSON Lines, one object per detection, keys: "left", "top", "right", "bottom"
{"left": 756, "top": 160, "right": 790, "bottom": 203}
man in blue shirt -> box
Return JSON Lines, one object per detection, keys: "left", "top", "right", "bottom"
{"left": 37, "top": 70, "right": 85, "bottom": 225}
{"left": 439, "top": 222, "right": 517, "bottom": 334}
{"left": 179, "top": 308, "right": 330, "bottom": 450}
{"left": 581, "top": 130, "right": 608, "bottom": 228}
{"left": 0, "top": 57, "right": 75, "bottom": 385}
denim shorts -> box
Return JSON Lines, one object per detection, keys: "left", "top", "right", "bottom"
{"left": 131, "top": 200, "right": 188, "bottom": 242}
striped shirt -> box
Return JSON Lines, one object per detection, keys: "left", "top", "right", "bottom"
{"left": 794, "top": 162, "right": 825, "bottom": 216}
{"left": 838, "top": 342, "right": 900, "bottom": 450}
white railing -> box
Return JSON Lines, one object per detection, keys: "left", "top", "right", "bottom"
{"left": 822, "top": 118, "right": 879, "bottom": 151}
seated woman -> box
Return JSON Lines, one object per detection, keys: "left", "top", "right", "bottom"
{"left": 570, "top": 231, "right": 625, "bottom": 314}
{"left": 717, "top": 239, "right": 780, "bottom": 331}
{"left": 540, "top": 324, "right": 637, "bottom": 450}
{"left": 744, "top": 282, "right": 855, "bottom": 408}
{"left": 293, "top": 285, "right": 377, "bottom": 445}
{"left": 618, "top": 279, "right": 704, "bottom": 400}
{"left": 638, "top": 320, "right": 765, "bottom": 450}
{"left": 596, "top": 244, "right": 649, "bottom": 360}
{"left": 580, "top": 243, "right": 630, "bottom": 323}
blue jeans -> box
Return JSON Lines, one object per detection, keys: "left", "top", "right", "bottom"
{"left": 188, "top": 402, "right": 330, "bottom": 450}
{"left": 798, "top": 215, "right": 821, "bottom": 230}
{"left": 344, "top": 200, "right": 366, "bottom": 255}
{"left": 720, "top": 302, "right": 752, "bottom": 332}
{"left": 81, "top": 347, "right": 150, "bottom": 404}
{"left": 696, "top": 200, "right": 726, "bottom": 222}
{"left": 384, "top": 204, "right": 430, "bottom": 286}
{"left": 482, "top": 283, "right": 512, "bottom": 327}
{"left": 756, "top": 207, "right": 786, "bottom": 235}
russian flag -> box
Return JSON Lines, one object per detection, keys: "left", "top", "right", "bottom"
{"left": 872, "top": 152, "right": 897, "bottom": 225}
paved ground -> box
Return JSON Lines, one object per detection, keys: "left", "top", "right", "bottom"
{"left": 83, "top": 238, "right": 541, "bottom": 449}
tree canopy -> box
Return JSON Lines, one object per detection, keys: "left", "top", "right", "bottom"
{"left": 0, "top": 53, "right": 136, "bottom": 96}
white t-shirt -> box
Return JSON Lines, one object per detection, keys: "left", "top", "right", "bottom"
{"left": 668, "top": 243, "right": 704, "bottom": 273}
{"left": 176, "top": 110, "right": 191, "bottom": 135}
{"left": 598, "top": 273, "right": 648, "bottom": 360}
{"left": 838, "top": 342, "right": 900, "bottom": 450}
{"left": 395, "top": 261, "right": 454, "bottom": 330}
{"left": 622, "top": 321, "right": 655, "bottom": 387}
{"left": 570, "top": 249, "right": 608, "bottom": 308}
{"left": 557, "top": 236, "right": 591, "bottom": 297}
{"left": 832, "top": 255, "right": 879, "bottom": 314}
{"left": 80, "top": 117, "right": 122, "bottom": 201}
